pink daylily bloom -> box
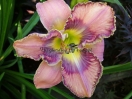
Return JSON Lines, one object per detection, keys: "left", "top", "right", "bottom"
{"left": 13, "top": 0, "right": 116, "bottom": 98}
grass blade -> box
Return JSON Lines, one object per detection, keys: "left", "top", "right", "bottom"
{"left": 22, "top": 12, "right": 39, "bottom": 37}
{"left": 5, "top": 74, "right": 56, "bottom": 99}
{"left": 103, "top": 62, "right": 132, "bottom": 74}
{"left": 124, "top": 90, "right": 132, "bottom": 99}
{"left": 3, "top": 81, "right": 21, "bottom": 99}
{"left": 0, "top": 72, "right": 5, "bottom": 81}
{"left": 51, "top": 87, "right": 75, "bottom": 99}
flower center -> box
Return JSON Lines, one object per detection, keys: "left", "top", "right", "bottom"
{"left": 61, "top": 42, "right": 78, "bottom": 54}
{"left": 64, "top": 29, "right": 82, "bottom": 46}
{"left": 52, "top": 29, "right": 83, "bottom": 54}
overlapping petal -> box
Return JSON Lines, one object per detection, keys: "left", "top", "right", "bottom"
{"left": 36, "top": 0, "right": 71, "bottom": 31}
{"left": 62, "top": 49, "right": 102, "bottom": 97}
{"left": 13, "top": 33, "right": 46, "bottom": 60}
{"left": 85, "top": 40, "right": 104, "bottom": 61}
{"left": 91, "top": 40, "right": 104, "bottom": 61}
{"left": 34, "top": 61, "right": 62, "bottom": 88}
{"left": 13, "top": 30, "right": 63, "bottom": 65}
{"left": 40, "top": 30, "right": 63, "bottom": 65}
{"left": 65, "top": 2, "right": 116, "bottom": 44}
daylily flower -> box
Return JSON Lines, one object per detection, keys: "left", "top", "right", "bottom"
{"left": 13, "top": 0, "right": 116, "bottom": 98}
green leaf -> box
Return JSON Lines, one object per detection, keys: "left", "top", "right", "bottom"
{"left": 22, "top": 12, "right": 39, "bottom": 37}
{"left": 17, "top": 21, "right": 22, "bottom": 39}
{"left": 124, "top": 90, "right": 132, "bottom": 99}
{"left": 0, "top": 89, "right": 11, "bottom": 99}
{"left": 0, "top": 70, "right": 33, "bottom": 80}
{"left": 40, "top": 0, "right": 46, "bottom": 2}
{"left": 2, "top": 82, "right": 21, "bottom": 99}
{"left": 17, "top": 58, "right": 26, "bottom": 99}
{"left": 0, "top": 44, "right": 13, "bottom": 61}
{"left": 9, "top": 9, "right": 23, "bottom": 37}
{"left": 103, "top": 62, "right": 132, "bottom": 74}
{"left": 51, "top": 87, "right": 75, "bottom": 99}
{"left": 0, "top": 59, "right": 18, "bottom": 69}
{"left": 70, "top": 0, "right": 88, "bottom": 8}
{"left": 0, "top": 0, "right": 15, "bottom": 57}
{"left": 5, "top": 74, "right": 56, "bottom": 99}
{"left": 0, "top": 72, "right": 5, "bottom": 81}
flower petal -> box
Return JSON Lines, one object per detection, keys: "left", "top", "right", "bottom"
{"left": 36, "top": 0, "right": 71, "bottom": 31}
{"left": 85, "top": 40, "right": 104, "bottom": 61}
{"left": 65, "top": 2, "right": 116, "bottom": 43}
{"left": 13, "top": 33, "right": 46, "bottom": 60}
{"left": 13, "top": 30, "right": 62, "bottom": 65}
{"left": 34, "top": 61, "right": 62, "bottom": 88}
{"left": 62, "top": 49, "right": 103, "bottom": 97}
{"left": 91, "top": 40, "right": 104, "bottom": 61}
{"left": 41, "top": 30, "right": 63, "bottom": 65}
